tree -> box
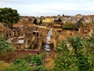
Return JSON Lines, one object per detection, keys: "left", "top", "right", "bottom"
{"left": 58, "top": 18, "right": 62, "bottom": 22}
{"left": 39, "top": 19, "right": 42, "bottom": 24}
{"left": 62, "top": 14, "right": 64, "bottom": 16}
{"left": 55, "top": 41, "right": 78, "bottom": 71}
{"left": 76, "top": 18, "right": 83, "bottom": 29}
{"left": 33, "top": 18, "right": 37, "bottom": 25}
{"left": 67, "top": 36, "right": 93, "bottom": 71}
{"left": 0, "top": 34, "right": 12, "bottom": 54}
{"left": 67, "top": 36, "right": 83, "bottom": 54}
{"left": 0, "top": 7, "right": 20, "bottom": 27}
{"left": 55, "top": 36, "right": 94, "bottom": 71}
{"left": 0, "top": 34, "right": 15, "bottom": 62}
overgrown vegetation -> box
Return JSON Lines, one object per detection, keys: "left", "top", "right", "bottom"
{"left": 0, "top": 32, "right": 94, "bottom": 71}
{"left": 0, "top": 33, "right": 47, "bottom": 71}
{"left": 0, "top": 55, "right": 47, "bottom": 71}
{"left": 3, "top": 59, "right": 31, "bottom": 71}
{"left": 62, "top": 23, "right": 76, "bottom": 30}
{"left": 55, "top": 35, "right": 94, "bottom": 71}
{"left": 0, "top": 34, "right": 14, "bottom": 62}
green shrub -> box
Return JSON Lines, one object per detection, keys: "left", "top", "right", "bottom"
{"left": 32, "top": 54, "right": 42, "bottom": 66}
{"left": 4, "top": 59, "right": 32, "bottom": 71}
{"left": 62, "top": 23, "right": 76, "bottom": 30}
{"left": 25, "top": 54, "right": 32, "bottom": 63}
{"left": 33, "top": 65, "right": 47, "bottom": 71}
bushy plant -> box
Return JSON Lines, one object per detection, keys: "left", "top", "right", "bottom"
{"left": 55, "top": 36, "right": 94, "bottom": 71}
{"left": 33, "top": 65, "right": 47, "bottom": 71}
{"left": 62, "top": 23, "right": 76, "bottom": 30}
{"left": 0, "top": 34, "right": 14, "bottom": 62}
{"left": 4, "top": 59, "right": 31, "bottom": 71}
{"left": 25, "top": 54, "right": 32, "bottom": 63}
{"left": 32, "top": 54, "right": 42, "bottom": 66}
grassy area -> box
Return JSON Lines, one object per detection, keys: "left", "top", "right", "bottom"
{"left": 0, "top": 61, "right": 10, "bottom": 70}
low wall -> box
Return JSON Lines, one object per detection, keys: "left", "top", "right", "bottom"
{"left": 15, "top": 49, "right": 39, "bottom": 55}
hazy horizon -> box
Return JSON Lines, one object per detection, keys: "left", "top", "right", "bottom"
{"left": 0, "top": 0, "right": 94, "bottom": 16}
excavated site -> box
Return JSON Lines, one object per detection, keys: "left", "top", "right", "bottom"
{"left": 1, "top": 20, "right": 94, "bottom": 68}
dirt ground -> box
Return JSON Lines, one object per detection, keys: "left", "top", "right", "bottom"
{"left": 44, "top": 52, "right": 55, "bottom": 69}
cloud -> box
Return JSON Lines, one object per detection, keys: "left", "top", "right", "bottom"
{"left": 0, "top": 0, "right": 23, "bottom": 4}
{"left": 17, "top": 2, "right": 94, "bottom": 16}
{"left": 0, "top": 0, "right": 94, "bottom": 16}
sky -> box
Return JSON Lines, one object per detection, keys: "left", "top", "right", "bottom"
{"left": 0, "top": 0, "right": 94, "bottom": 16}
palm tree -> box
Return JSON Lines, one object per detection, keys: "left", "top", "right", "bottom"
{"left": 67, "top": 36, "right": 93, "bottom": 71}
{"left": 67, "top": 36, "right": 83, "bottom": 54}
{"left": 55, "top": 36, "right": 94, "bottom": 71}
{"left": 54, "top": 40, "right": 78, "bottom": 71}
